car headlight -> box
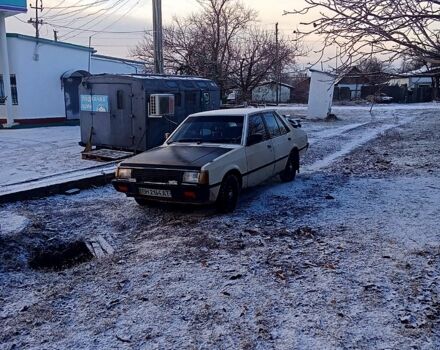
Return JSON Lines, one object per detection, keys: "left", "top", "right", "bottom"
{"left": 182, "top": 171, "right": 200, "bottom": 184}
{"left": 116, "top": 168, "right": 132, "bottom": 179}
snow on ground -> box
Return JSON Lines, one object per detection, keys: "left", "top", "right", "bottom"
{"left": 0, "top": 104, "right": 440, "bottom": 349}
{"left": 0, "top": 211, "right": 29, "bottom": 237}
{"left": 0, "top": 126, "right": 100, "bottom": 187}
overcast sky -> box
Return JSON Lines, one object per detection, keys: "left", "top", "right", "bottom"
{"left": 6, "top": 0, "right": 325, "bottom": 69}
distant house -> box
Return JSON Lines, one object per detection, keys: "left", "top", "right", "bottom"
{"left": 252, "top": 81, "right": 294, "bottom": 103}
{"left": 334, "top": 67, "right": 370, "bottom": 100}
{"left": 388, "top": 66, "right": 440, "bottom": 103}
{"left": 389, "top": 67, "right": 437, "bottom": 89}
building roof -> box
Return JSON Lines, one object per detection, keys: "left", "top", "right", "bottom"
{"left": 6, "top": 33, "right": 95, "bottom": 52}
{"left": 398, "top": 66, "right": 440, "bottom": 78}
{"left": 256, "top": 80, "right": 294, "bottom": 89}
{"left": 335, "top": 67, "right": 370, "bottom": 85}
{"left": 118, "top": 74, "right": 213, "bottom": 81}
{"left": 190, "top": 107, "right": 275, "bottom": 117}
{"left": 91, "top": 54, "right": 145, "bottom": 66}
{"left": 309, "top": 69, "right": 337, "bottom": 77}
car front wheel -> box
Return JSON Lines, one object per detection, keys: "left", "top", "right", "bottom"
{"left": 216, "top": 174, "right": 240, "bottom": 213}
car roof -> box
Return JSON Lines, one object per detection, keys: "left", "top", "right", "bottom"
{"left": 189, "top": 107, "right": 276, "bottom": 117}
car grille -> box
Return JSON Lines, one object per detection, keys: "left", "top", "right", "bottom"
{"left": 132, "top": 168, "right": 183, "bottom": 184}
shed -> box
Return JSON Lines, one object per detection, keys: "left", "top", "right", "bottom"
{"left": 79, "top": 74, "right": 220, "bottom": 152}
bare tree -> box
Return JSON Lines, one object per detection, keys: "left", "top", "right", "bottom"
{"left": 356, "top": 57, "right": 391, "bottom": 85}
{"left": 228, "top": 28, "right": 299, "bottom": 102}
{"left": 284, "top": 1, "right": 440, "bottom": 66}
{"left": 131, "top": 0, "right": 257, "bottom": 96}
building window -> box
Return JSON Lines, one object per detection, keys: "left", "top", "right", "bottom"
{"left": 0, "top": 75, "right": 18, "bottom": 105}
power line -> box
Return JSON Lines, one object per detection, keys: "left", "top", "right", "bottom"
{"left": 16, "top": 15, "right": 149, "bottom": 34}
{"left": 61, "top": 0, "right": 126, "bottom": 29}
{"left": 43, "top": 0, "right": 68, "bottom": 16}
{"left": 44, "top": 0, "right": 110, "bottom": 20}
{"left": 45, "top": 0, "right": 107, "bottom": 10}
{"left": 48, "top": 23, "right": 150, "bottom": 33}
{"left": 94, "top": 0, "right": 141, "bottom": 33}
{"left": 60, "top": 0, "right": 131, "bottom": 39}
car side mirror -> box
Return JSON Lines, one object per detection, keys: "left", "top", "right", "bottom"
{"left": 247, "top": 133, "right": 263, "bottom": 146}
{"left": 164, "top": 132, "right": 170, "bottom": 140}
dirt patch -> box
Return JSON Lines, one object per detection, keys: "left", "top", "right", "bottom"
{"left": 28, "top": 241, "right": 94, "bottom": 271}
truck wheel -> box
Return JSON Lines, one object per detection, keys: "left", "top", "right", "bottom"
{"left": 134, "top": 197, "right": 157, "bottom": 207}
{"left": 216, "top": 174, "right": 240, "bottom": 213}
{"left": 280, "top": 151, "right": 299, "bottom": 182}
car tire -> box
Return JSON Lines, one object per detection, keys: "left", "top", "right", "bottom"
{"left": 134, "top": 197, "right": 157, "bottom": 207}
{"left": 280, "top": 150, "right": 299, "bottom": 182}
{"left": 216, "top": 174, "right": 240, "bottom": 213}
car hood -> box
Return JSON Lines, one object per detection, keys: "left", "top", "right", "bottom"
{"left": 121, "top": 145, "right": 234, "bottom": 169}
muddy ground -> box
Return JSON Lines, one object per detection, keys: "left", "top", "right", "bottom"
{"left": 0, "top": 106, "right": 439, "bottom": 349}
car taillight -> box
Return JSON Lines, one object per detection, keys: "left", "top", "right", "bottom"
{"left": 117, "top": 184, "right": 129, "bottom": 193}
{"left": 183, "top": 191, "right": 197, "bottom": 200}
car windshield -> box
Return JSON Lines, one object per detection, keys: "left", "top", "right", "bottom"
{"left": 168, "top": 115, "right": 244, "bottom": 145}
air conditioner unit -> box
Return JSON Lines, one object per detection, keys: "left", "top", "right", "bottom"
{"left": 149, "top": 94, "right": 175, "bottom": 118}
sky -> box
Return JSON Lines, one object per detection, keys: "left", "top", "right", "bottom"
{"left": 5, "top": 0, "right": 325, "bottom": 69}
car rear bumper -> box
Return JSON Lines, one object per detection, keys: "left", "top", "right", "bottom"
{"left": 112, "top": 179, "right": 217, "bottom": 204}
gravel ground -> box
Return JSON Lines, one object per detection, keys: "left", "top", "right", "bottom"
{"left": 0, "top": 106, "right": 439, "bottom": 349}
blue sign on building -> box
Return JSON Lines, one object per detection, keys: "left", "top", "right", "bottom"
{"left": 0, "top": 0, "right": 27, "bottom": 13}
{"left": 80, "top": 95, "right": 109, "bottom": 113}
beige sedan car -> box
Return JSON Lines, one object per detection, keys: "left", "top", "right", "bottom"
{"left": 113, "top": 108, "right": 308, "bottom": 212}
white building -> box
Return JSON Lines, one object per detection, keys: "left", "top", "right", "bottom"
{"left": 389, "top": 75, "right": 432, "bottom": 90}
{"left": 252, "top": 81, "right": 294, "bottom": 104}
{"left": 0, "top": 33, "right": 144, "bottom": 125}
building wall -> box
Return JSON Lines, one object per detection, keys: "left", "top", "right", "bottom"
{"left": 0, "top": 35, "right": 143, "bottom": 123}
{"left": 389, "top": 76, "right": 432, "bottom": 90}
{"left": 335, "top": 83, "right": 366, "bottom": 99}
{"left": 252, "top": 84, "right": 291, "bottom": 103}
{"left": 0, "top": 36, "right": 90, "bottom": 121}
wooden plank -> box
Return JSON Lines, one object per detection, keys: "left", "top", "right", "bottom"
{"left": 82, "top": 149, "right": 134, "bottom": 162}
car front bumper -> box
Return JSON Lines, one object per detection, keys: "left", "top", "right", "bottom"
{"left": 112, "top": 179, "right": 217, "bottom": 204}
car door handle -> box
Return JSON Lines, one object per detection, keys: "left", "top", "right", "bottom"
{"left": 288, "top": 137, "right": 292, "bottom": 141}
{"left": 267, "top": 144, "right": 272, "bottom": 149}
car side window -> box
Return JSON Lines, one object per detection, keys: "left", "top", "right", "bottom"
{"left": 274, "top": 114, "right": 289, "bottom": 135}
{"left": 263, "top": 113, "right": 282, "bottom": 138}
{"left": 248, "top": 114, "right": 268, "bottom": 142}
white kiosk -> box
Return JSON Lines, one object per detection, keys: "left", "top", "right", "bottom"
{"left": 308, "top": 69, "right": 337, "bottom": 119}
{"left": 0, "top": 0, "right": 26, "bottom": 127}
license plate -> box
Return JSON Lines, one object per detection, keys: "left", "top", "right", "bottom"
{"left": 139, "top": 188, "right": 172, "bottom": 198}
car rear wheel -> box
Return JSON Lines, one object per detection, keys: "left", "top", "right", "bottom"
{"left": 216, "top": 174, "right": 240, "bottom": 213}
{"left": 280, "top": 151, "right": 299, "bottom": 182}
{"left": 134, "top": 197, "right": 157, "bottom": 207}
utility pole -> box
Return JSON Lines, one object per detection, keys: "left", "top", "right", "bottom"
{"left": 0, "top": 12, "right": 14, "bottom": 127}
{"left": 88, "top": 36, "right": 92, "bottom": 72}
{"left": 152, "top": 0, "right": 164, "bottom": 74}
{"left": 28, "top": 0, "right": 44, "bottom": 38}
{"left": 275, "top": 22, "right": 279, "bottom": 105}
